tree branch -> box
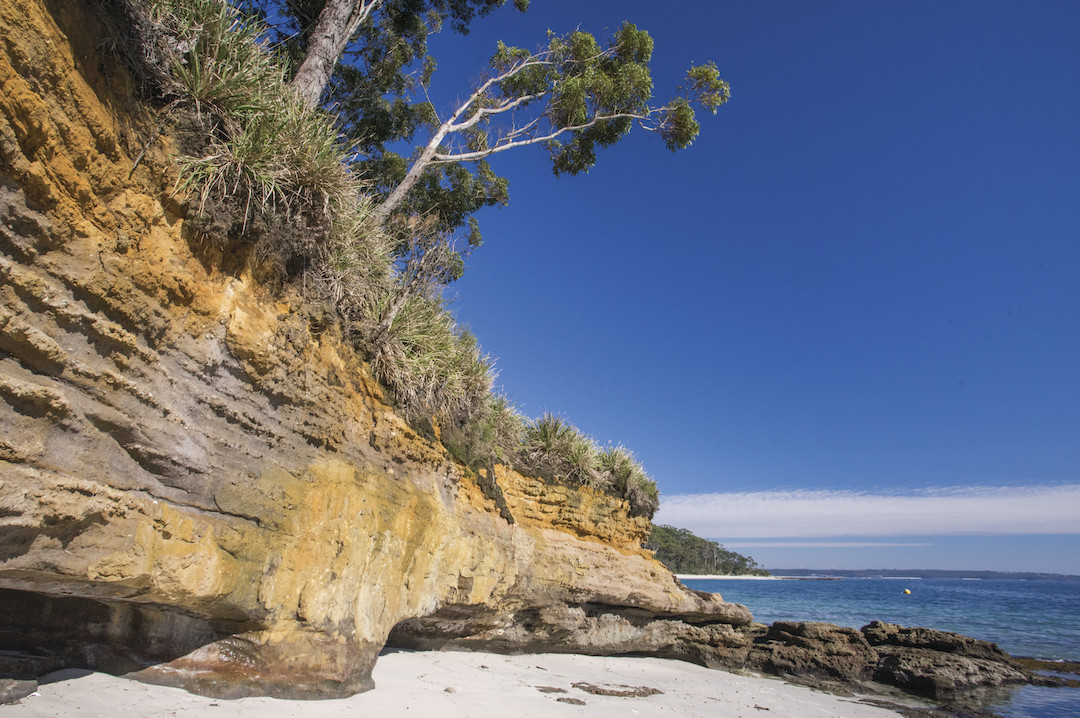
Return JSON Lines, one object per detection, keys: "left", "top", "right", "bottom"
{"left": 430, "top": 110, "right": 658, "bottom": 163}
{"left": 376, "top": 53, "right": 556, "bottom": 217}
{"left": 374, "top": 28, "right": 714, "bottom": 220}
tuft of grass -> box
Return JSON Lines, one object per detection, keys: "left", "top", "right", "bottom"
{"left": 521, "top": 414, "right": 600, "bottom": 487}
{"left": 596, "top": 444, "right": 660, "bottom": 518}
{"left": 442, "top": 393, "right": 527, "bottom": 469}
{"left": 517, "top": 417, "right": 660, "bottom": 518}
{"left": 626, "top": 475, "right": 660, "bottom": 519}
{"left": 151, "top": 0, "right": 280, "bottom": 118}
{"left": 318, "top": 196, "right": 394, "bottom": 307}
{"left": 155, "top": 0, "right": 357, "bottom": 234}
{"left": 364, "top": 296, "right": 494, "bottom": 422}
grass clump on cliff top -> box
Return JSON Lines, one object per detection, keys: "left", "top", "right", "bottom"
{"left": 130, "top": 0, "right": 490, "bottom": 426}
{"left": 150, "top": 0, "right": 373, "bottom": 261}
{"left": 596, "top": 445, "right": 661, "bottom": 518}
{"left": 119, "top": 0, "right": 660, "bottom": 519}
{"left": 516, "top": 415, "right": 659, "bottom": 518}
{"left": 445, "top": 407, "right": 660, "bottom": 518}
{"left": 441, "top": 394, "right": 527, "bottom": 469}
{"left": 521, "top": 414, "right": 601, "bottom": 487}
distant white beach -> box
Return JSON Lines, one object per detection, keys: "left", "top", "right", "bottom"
{"left": 675, "top": 574, "right": 781, "bottom": 580}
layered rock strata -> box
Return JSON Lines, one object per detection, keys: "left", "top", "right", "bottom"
{"left": 0, "top": 0, "right": 750, "bottom": 699}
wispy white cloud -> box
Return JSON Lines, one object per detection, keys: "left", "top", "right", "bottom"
{"left": 654, "top": 484, "right": 1080, "bottom": 538}
{"left": 722, "top": 541, "right": 934, "bottom": 548}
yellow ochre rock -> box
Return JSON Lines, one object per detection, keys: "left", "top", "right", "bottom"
{"left": 0, "top": 0, "right": 751, "bottom": 699}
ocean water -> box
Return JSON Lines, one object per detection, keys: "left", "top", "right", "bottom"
{"left": 683, "top": 577, "right": 1080, "bottom": 718}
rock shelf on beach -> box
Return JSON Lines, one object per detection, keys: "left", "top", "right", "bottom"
{"left": 391, "top": 612, "right": 1050, "bottom": 710}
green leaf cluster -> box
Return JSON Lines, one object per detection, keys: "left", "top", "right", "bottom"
{"left": 481, "top": 23, "right": 730, "bottom": 175}
{"left": 541, "top": 23, "right": 656, "bottom": 176}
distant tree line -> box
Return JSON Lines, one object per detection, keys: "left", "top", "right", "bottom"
{"left": 771, "top": 568, "right": 1080, "bottom": 581}
{"left": 645, "top": 525, "right": 769, "bottom": 576}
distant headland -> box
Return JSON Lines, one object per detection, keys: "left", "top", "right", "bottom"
{"left": 768, "top": 568, "right": 1080, "bottom": 581}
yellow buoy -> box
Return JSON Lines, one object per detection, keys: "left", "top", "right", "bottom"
{"left": 903, "top": 589, "right": 912, "bottom": 595}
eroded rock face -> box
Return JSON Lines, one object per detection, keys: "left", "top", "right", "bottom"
{"left": 0, "top": 0, "right": 750, "bottom": 699}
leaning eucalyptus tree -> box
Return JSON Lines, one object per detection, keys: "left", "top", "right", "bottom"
{"left": 376, "top": 23, "right": 730, "bottom": 218}
{"left": 241, "top": 1, "right": 728, "bottom": 263}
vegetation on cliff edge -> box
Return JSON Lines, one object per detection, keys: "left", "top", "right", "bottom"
{"left": 107, "top": 0, "right": 729, "bottom": 519}
{"left": 646, "top": 525, "right": 769, "bottom": 576}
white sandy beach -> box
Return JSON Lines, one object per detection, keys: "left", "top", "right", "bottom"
{"left": 4, "top": 650, "right": 904, "bottom": 717}
{"left": 675, "top": 575, "right": 782, "bottom": 580}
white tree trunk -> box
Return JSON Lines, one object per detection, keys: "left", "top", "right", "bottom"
{"left": 291, "top": 0, "right": 383, "bottom": 107}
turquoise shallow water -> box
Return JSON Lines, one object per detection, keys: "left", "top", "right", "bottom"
{"left": 683, "top": 577, "right": 1080, "bottom": 718}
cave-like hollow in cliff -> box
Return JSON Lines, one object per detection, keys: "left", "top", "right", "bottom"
{"left": 0, "top": 589, "right": 245, "bottom": 677}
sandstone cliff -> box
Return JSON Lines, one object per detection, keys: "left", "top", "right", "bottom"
{"left": 0, "top": 0, "right": 750, "bottom": 699}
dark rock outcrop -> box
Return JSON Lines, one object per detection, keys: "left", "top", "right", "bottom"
{"left": 872, "top": 648, "right": 1026, "bottom": 700}
{"left": 389, "top": 600, "right": 752, "bottom": 656}
{"left": 751, "top": 621, "right": 880, "bottom": 686}
{"left": 863, "top": 621, "right": 1014, "bottom": 663}
{"left": 863, "top": 622, "right": 1026, "bottom": 699}
{"left": 0, "top": 679, "right": 37, "bottom": 705}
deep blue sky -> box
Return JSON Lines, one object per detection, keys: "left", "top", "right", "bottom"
{"left": 422, "top": 1, "right": 1080, "bottom": 572}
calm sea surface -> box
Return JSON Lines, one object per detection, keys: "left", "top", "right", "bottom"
{"left": 684, "top": 577, "right": 1080, "bottom": 718}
